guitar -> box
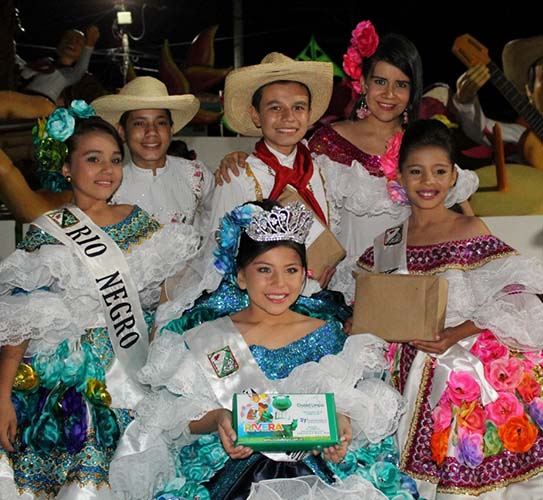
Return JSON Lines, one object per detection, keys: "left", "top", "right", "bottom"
{"left": 452, "top": 34, "right": 543, "bottom": 169}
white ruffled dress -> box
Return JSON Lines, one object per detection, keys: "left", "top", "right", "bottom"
{"left": 0, "top": 206, "right": 200, "bottom": 500}
{"left": 109, "top": 317, "right": 416, "bottom": 500}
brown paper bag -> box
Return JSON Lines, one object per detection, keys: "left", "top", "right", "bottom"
{"left": 351, "top": 273, "right": 448, "bottom": 341}
{"left": 277, "top": 189, "right": 346, "bottom": 280}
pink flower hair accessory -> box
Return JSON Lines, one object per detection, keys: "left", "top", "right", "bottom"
{"left": 342, "top": 20, "right": 379, "bottom": 95}
{"left": 380, "top": 131, "right": 410, "bottom": 205}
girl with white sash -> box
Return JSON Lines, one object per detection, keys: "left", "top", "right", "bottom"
{"left": 357, "top": 119, "right": 543, "bottom": 498}
{"left": 0, "top": 106, "right": 200, "bottom": 499}
{"left": 109, "top": 201, "right": 420, "bottom": 500}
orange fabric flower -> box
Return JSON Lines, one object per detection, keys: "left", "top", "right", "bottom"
{"left": 517, "top": 372, "right": 541, "bottom": 403}
{"left": 431, "top": 427, "right": 450, "bottom": 465}
{"left": 498, "top": 415, "right": 538, "bottom": 453}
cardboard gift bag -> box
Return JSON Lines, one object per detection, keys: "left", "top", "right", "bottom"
{"left": 277, "top": 188, "right": 346, "bottom": 281}
{"left": 351, "top": 273, "right": 448, "bottom": 341}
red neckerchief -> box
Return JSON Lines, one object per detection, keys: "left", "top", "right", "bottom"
{"left": 253, "top": 139, "right": 327, "bottom": 223}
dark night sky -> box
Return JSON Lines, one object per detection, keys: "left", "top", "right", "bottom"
{"left": 14, "top": 1, "right": 543, "bottom": 120}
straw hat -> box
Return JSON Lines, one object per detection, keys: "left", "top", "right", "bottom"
{"left": 224, "top": 52, "right": 333, "bottom": 137}
{"left": 502, "top": 36, "right": 543, "bottom": 93}
{"left": 91, "top": 76, "right": 200, "bottom": 133}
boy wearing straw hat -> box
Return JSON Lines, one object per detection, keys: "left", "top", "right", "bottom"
{"left": 154, "top": 52, "right": 351, "bottom": 337}
{"left": 452, "top": 35, "right": 543, "bottom": 167}
{"left": 216, "top": 52, "right": 336, "bottom": 284}
{"left": 0, "top": 76, "right": 214, "bottom": 228}
{"left": 92, "top": 76, "right": 214, "bottom": 227}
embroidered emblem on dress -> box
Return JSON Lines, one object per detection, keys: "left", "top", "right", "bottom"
{"left": 207, "top": 345, "right": 240, "bottom": 378}
{"left": 384, "top": 225, "right": 403, "bottom": 246}
{"left": 47, "top": 207, "right": 80, "bottom": 228}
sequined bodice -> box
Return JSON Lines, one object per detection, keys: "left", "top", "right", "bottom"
{"left": 19, "top": 205, "right": 160, "bottom": 252}
{"left": 249, "top": 320, "right": 346, "bottom": 380}
{"left": 358, "top": 235, "right": 517, "bottom": 274}
{"left": 309, "top": 124, "right": 383, "bottom": 177}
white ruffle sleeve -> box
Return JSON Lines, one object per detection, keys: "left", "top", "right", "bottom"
{"left": 0, "top": 222, "right": 200, "bottom": 350}
{"left": 318, "top": 156, "right": 478, "bottom": 217}
{"left": 444, "top": 254, "right": 543, "bottom": 350}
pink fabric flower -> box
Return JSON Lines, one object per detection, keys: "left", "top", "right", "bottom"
{"left": 446, "top": 371, "right": 481, "bottom": 406}
{"left": 380, "top": 131, "right": 403, "bottom": 180}
{"left": 342, "top": 20, "right": 379, "bottom": 95}
{"left": 350, "top": 20, "right": 379, "bottom": 58}
{"left": 485, "top": 357, "right": 524, "bottom": 392}
{"left": 470, "top": 330, "right": 509, "bottom": 365}
{"left": 485, "top": 392, "right": 524, "bottom": 426}
{"left": 342, "top": 46, "right": 362, "bottom": 82}
{"left": 517, "top": 372, "right": 541, "bottom": 403}
{"left": 432, "top": 399, "right": 453, "bottom": 433}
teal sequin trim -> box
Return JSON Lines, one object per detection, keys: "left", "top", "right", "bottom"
{"left": 17, "top": 206, "right": 161, "bottom": 253}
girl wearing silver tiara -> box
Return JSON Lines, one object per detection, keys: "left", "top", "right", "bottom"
{"left": 110, "top": 200, "right": 421, "bottom": 500}
{"left": 0, "top": 103, "right": 201, "bottom": 499}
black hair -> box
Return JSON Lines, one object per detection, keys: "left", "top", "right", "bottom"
{"left": 251, "top": 80, "right": 312, "bottom": 111}
{"left": 235, "top": 199, "right": 308, "bottom": 272}
{"left": 349, "top": 33, "right": 423, "bottom": 124}
{"left": 118, "top": 109, "right": 173, "bottom": 129}
{"left": 398, "top": 119, "right": 455, "bottom": 170}
{"left": 527, "top": 57, "right": 543, "bottom": 92}
{"left": 65, "top": 116, "right": 125, "bottom": 162}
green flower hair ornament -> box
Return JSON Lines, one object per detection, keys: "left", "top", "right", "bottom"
{"left": 32, "top": 100, "right": 96, "bottom": 192}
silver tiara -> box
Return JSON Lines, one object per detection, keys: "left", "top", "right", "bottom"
{"left": 245, "top": 202, "right": 313, "bottom": 244}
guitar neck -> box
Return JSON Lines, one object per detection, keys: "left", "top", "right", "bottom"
{"left": 487, "top": 61, "right": 543, "bottom": 141}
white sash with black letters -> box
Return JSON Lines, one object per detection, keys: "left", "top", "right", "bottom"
{"left": 34, "top": 205, "right": 149, "bottom": 383}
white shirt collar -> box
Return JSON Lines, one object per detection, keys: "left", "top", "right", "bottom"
{"left": 263, "top": 142, "right": 298, "bottom": 168}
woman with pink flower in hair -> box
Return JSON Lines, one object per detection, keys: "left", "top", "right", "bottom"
{"left": 216, "top": 21, "right": 478, "bottom": 283}
{"left": 312, "top": 21, "right": 478, "bottom": 294}
{"left": 357, "top": 119, "right": 543, "bottom": 498}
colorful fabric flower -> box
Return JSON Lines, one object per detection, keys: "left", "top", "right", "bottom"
{"left": 432, "top": 397, "right": 452, "bottom": 433}
{"left": 498, "top": 414, "right": 538, "bottom": 453}
{"left": 457, "top": 400, "right": 486, "bottom": 435}
{"left": 485, "top": 392, "right": 524, "bottom": 426}
{"left": 70, "top": 99, "right": 96, "bottom": 118}
{"left": 446, "top": 371, "right": 481, "bottom": 406}
{"left": 485, "top": 356, "right": 524, "bottom": 392}
{"left": 528, "top": 397, "right": 543, "bottom": 428}
{"left": 213, "top": 203, "right": 263, "bottom": 277}
{"left": 343, "top": 20, "right": 379, "bottom": 95}
{"left": 517, "top": 372, "right": 542, "bottom": 403}
{"left": 32, "top": 100, "right": 96, "bottom": 192}
{"left": 46, "top": 107, "right": 75, "bottom": 141}
{"left": 470, "top": 330, "right": 509, "bottom": 364}
{"left": 456, "top": 427, "right": 484, "bottom": 468}
{"left": 431, "top": 427, "right": 450, "bottom": 466}
{"left": 483, "top": 421, "right": 503, "bottom": 456}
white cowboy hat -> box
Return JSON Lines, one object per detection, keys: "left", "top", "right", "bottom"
{"left": 502, "top": 36, "right": 543, "bottom": 93}
{"left": 224, "top": 52, "right": 333, "bottom": 137}
{"left": 91, "top": 76, "right": 200, "bottom": 133}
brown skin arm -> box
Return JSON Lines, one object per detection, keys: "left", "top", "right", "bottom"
{"left": 0, "top": 341, "right": 28, "bottom": 452}
{"left": 0, "top": 148, "right": 71, "bottom": 222}
{"left": 410, "top": 320, "right": 482, "bottom": 354}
